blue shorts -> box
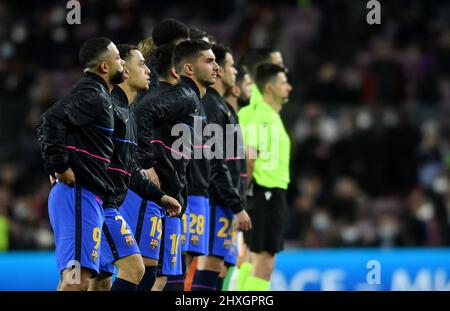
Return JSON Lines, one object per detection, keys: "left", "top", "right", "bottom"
{"left": 180, "top": 206, "right": 190, "bottom": 253}
{"left": 186, "top": 195, "right": 210, "bottom": 255}
{"left": 119, "top": 190, "right": 165, "bottom": 260}
{"left": 99, "top": 207, "right": 141, "bottom": 273}
{"left": 224, "top": 221, "right": 238, "bottom": 266}
{"left": 48, "top": 183, "right": 105, "bottom": 276}
{"left": 209, "top": 204, "right": 234, "bottom": 258}
{"left": 158, "top": 216, "right": 182, "bottom": 276}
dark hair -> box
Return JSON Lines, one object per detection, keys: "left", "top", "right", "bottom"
{"left": 152, "top": 18, "right": 189, "bottom": 47}
{"left": 117, "top": 44, "right": 139, "bottom": 61}
{"left": 224, "top": 65, "right": 249, "bottom": 99}
{"left": 211, "top": 44, "right": 231, "bottom": 67}
{"left": 189, "top": 27, "right": 208, "bottom": 40}
{"left": 239, "top": 47, "right": 276, "bottom": 79}
{"left": 151, "top": 43, "right": 175, "bottom": 78}
{"left": 172, "top": 39, "right": 212, "bottom": 73}
{"left": 255, "top": 64, "right": 286, "bottom": 92}
{"left": 78, "top": 37, "right": 112, "bottom": 68}
{"left": 236, "top": 65, "right": 249, "bottom": 85}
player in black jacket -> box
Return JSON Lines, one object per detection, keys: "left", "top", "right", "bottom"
{"left": 87, "top": 45, "right": 182, "bottom": 291}
{"left": 135, "top": 40, "right": 219, "bottom": 290}
{"left": 191, "top": 44, "right": 252, "bottom": 291}
{"left": 117, "top": 43, "right": 197, "bottom": 291}
{"left": 219, "top": 66, "right": 253, "bottom": 290}
{"left": 37, "top": 37, "right": 124, "bottom": 291}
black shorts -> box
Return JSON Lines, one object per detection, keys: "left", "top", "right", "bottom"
{"left": 243, "top": 182, "right": 287, "bottom": 255}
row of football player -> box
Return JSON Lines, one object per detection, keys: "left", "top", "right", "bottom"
{"left": 37, "top": 18, "right": 292, "bottom": 291}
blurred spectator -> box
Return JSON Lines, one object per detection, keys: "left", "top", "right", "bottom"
{"left": 366, "top": 40, "right": 406, "bottom": 105}
{"left": 307, "top": 62, "right": 341, "bottom": 104}
{"left": 403, "top": 187, "right": 443, "bottom": 246}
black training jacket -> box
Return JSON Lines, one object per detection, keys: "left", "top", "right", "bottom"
{"left": 103, "top": 86, "right": 166, "bottom": 208}
{"left": 187, "top": 101, "right": 211, "bottom": 197}
{"left": 202, "top": 87, "right": 244, "bottom": 214}
{"left": 226, "top": 101, "right": 248, "bottom": 209}
{"left": 37, "top": 72, "right": 115, "bottom": 202}
{"left": 134, "top": 76, "right": 200, "bottom": 207}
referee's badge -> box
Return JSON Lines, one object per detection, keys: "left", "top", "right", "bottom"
{"left": 264, "top": 191, "right": 272, "bottom": 201}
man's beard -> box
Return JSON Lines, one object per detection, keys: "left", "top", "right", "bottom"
{"left": 110, "top": 70, "right": 125, "bottom": 85}
{"left": 199, "top": 73, "right": 217, "bottom": 87}
{"left": 237, "top": 97, "right": 250, "bottom": 108}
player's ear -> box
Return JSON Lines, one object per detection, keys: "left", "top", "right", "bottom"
{"left": 264, "top": 82, "right": 272, "bottom": 95}
{"left": 231, "top": 86, "right": 240, "bottom": 98}
{"left": 98, "top": 60, "right": 108, "bottom": 74}
{"left": 217, "top": 66, "right": 224, "bottom": 79}
{"left": 170, "top": 67, "right": 180, "bottom": 81}
{"left": 183, "top": 63, "right": 195, "bottom": 75}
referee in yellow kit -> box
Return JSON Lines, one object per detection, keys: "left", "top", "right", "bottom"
{"left": 238, "top": 64, "right": 292, "bottom": 291}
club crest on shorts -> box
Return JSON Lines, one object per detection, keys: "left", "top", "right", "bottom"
{"left": 171, "top": 256, "right": 177, "bottom": 267}
{"left": 150, "top": 238, "right": 159, "bottom": 249}
{"left": 91, "top": 249, "right": 98, "bottom": 262}
{"left": 125, "top": 235, "right": 135, "bottom": 246}
{"left": 190, "top": 235, "right": 199, "bottom": 245}
{"left": 223, "top": 239, "right": 231, "bottom": 249}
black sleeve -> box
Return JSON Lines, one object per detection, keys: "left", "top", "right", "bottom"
{"left": 239, "top": 159, "right": 248, "bottom": 209}
{"left": 204, "top": 101, "right": 243, "bottom": 214}
{"left": 129, "top": 158, "right": 165, "bottom": 205}
{"left": 134, "top": 101, "right": 155, "bottom": 170}
{"left": 37, "top": 88, "right": 103, "bottom": 174}
{"left": 210, "top": 160, "right": 243, "bottom": 214}
{"left": 134, "top": 90, "right": 199, "bottom": 169}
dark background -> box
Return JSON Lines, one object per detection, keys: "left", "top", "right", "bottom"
{"left": 1, "top": 0, "right": 450, "bottom": 250}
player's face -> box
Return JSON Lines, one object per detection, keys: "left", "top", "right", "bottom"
{"left": 270, "top": 72, "right": 292, "bottom": 105}
{"left": 221, "top": 52, "right": 237, "bottom": 89}
{"left": 193, "top": 49, "right": 219, "bottom": 87}
{"left": 125, "top": 50, "right": 150, "bottom": 91}
{"left": 106, "top": 42, "right": 125, "bottom": 84}
{"left": 238, "top": 73, "right": 252, "bottom": 103}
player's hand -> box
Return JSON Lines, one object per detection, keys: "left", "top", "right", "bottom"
{"left": 235, "top": 210, "right": 252, "bottom": 231}
{"left": 145, "top": 168, "right": 161, "bottom": 188}
{"left": 160, "top": 195, "right": 182, "bottom": 217}
{"left": 49, "top": 175, "right": 57, "bottom": 185}
{"left": 55, "top": 168, "right": 75, "bottom": 186}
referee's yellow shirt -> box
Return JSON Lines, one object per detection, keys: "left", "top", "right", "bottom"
{"left": 239, "top": 85, "right": 290, "bottom": 190}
